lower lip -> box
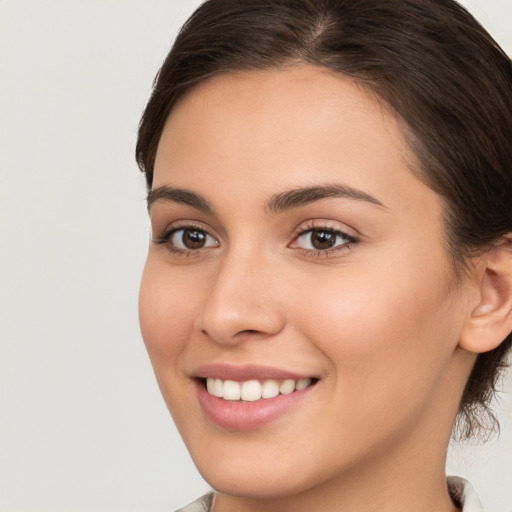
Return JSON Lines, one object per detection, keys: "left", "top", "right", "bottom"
{"left": 195, "top": 380, "right": 314, "bottom": 430}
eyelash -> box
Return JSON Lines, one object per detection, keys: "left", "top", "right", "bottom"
{"left": 153, "top": 223, "right": 217, "bottom": 256}
{"left": 292, "top": 223, "right": 358, "bottom": 257}
{"left": 153, "top": 223, "right": 358, "bottom": 257}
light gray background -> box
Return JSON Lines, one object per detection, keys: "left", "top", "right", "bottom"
{"left": 0, "top": 1, "right": 511, "bottom": 511}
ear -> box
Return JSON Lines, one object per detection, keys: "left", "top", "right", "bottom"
{"left": 459, "top": 238, "right": 512, "bottom": 354}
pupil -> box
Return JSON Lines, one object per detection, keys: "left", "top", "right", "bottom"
{"left": 183, "top": 230, "right": 206, "bottom": 249}
{"left": 311, "top": 230, "right": 336, "bottom": 250}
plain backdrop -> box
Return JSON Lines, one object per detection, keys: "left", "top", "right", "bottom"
{"left": 0, "top": 1, "right": 511, "bottom": 511}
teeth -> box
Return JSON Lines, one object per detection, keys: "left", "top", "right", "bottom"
{"left": 205, "top": 377, "right": 312, "bottom": 401}
{"left": 241, "top": 380, "right": 261, "bottom": 402}
{"left": 213, "top": 378, "right": 223, "bottom": 397}
{"left": 296, "top": 378, "right": 310, "bottom": 391}
{"left": 279, "top": 379, "right": 295, "bottom": 394}
{"left": 223, "top": 380, "right": 241, "bottom": 401}
{"left": 261, "top": 379, "right": 279, "bottom": 399}
{"left": 207, "top": 377, "right": 224, "bottom": 397}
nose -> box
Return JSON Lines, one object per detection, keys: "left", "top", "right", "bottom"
{"left": 198, "top": 249, "right": 286, "bottom": 345}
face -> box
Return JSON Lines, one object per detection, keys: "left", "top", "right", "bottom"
{"left": 139, "top": 66, "right": 472, "bottom": 500}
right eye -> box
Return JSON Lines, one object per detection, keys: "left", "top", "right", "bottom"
{"left": 155, "top": 226, "right": 219, "bottom": 253}
{"left": 171, "top": 228, "right": 218, "bottom": 250}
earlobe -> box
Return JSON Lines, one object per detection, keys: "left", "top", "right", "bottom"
{"left": 459, "top": 239, "right": 512, "bottom": 354}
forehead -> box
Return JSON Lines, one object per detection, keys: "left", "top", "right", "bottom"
{"left": 160, "top": 65, "right": 402, "bottom": 153}
{"left": 153, "top": 65, "right": 433, "bottom": 211}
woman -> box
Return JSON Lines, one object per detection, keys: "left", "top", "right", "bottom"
{"left": 136, "top": 1, "right": 512, "bottom": 510}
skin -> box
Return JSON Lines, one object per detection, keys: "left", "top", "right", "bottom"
{"left": 139, "top": 65, "right": 482, "bottom": 512}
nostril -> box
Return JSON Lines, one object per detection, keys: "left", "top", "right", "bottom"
{"left": 199, "top": 302, "right": 286, "bottom": 345}
{"left": 201, "top": 327, "right": 264, "bottom": 340}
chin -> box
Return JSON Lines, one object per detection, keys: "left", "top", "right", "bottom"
{"left": 196, "top": 461, "right": 319, "bottom": 500}
{"left": 183, "top": 428, "right": 354, "bottom": 502}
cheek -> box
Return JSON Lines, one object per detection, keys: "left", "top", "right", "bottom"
{"left": 138, "top": 258, "right": 199, "bottom": 369}
{"left": 291, "top": 251, "right": 458, "bottom": 417}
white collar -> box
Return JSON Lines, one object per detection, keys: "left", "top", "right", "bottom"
{"left": 178, "top": 477, "right": 485, "bottom": 512}
{"left": 447, "top": 476, "right": 486, "bottom": 511}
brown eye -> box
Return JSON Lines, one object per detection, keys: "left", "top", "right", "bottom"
{"left": 294, "top": 228, "right": 355, "bottom": 252}
{"left": 182, "top": 229, "right": 207, "bottom": 249}
{"left": 170, "top": 228, "right": 218, "bottom": 250}
{"left": 310, "top": 230, "right": 337, "bottom": 250}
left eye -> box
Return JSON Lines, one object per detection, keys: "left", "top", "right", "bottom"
{"left": 169, "top": 228, "right": 218, "bottom": 250}
{"left": 294, "top": 228, "right": 354, "bottom": 251}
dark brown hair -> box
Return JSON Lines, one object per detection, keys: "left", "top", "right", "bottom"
{"left": 136, "top": 0, "right": 512, "bottom": 438}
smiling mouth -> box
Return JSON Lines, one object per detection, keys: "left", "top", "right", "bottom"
{"left": 202, "top": 377, "right": 318, "bottom": 402}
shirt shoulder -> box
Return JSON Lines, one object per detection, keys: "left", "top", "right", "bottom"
{"left": 447, "top": 476, "right": 486, "bottom": 512}
{"left": 175, "top": 492, "right": 214, "bottom": 512}
{"left": 176, "top": 479, "right": 485, "bottom": 512}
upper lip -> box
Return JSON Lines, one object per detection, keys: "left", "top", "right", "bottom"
{"left": 192, "top": 363, "right": 318, "bottom": 381}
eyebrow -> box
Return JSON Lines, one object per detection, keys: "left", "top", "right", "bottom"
{"left": 147, "top": 183, "right": 386, "bottom": 214}
{"left": 147, "top": 186, "right": 212, "bottom": 213}
{"left": 265, "top": 184, "right": 386, "bottom": 213}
